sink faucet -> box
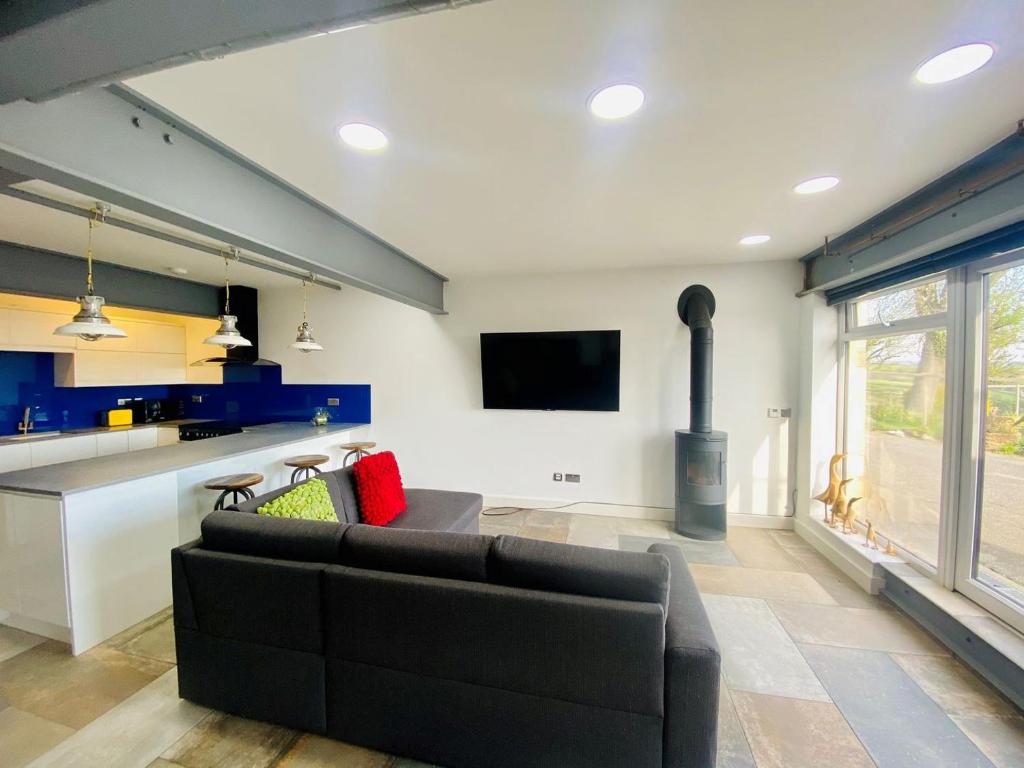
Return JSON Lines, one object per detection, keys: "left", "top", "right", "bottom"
{"left": 17, "top": 407, "right": 33, "bottom": 435}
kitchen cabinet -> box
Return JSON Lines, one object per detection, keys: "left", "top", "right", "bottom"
{"left": 7, "top": 309, "right": 77, "bottom": 350}
{"left": 0, "top": 443, "right": 32, "bottom": 473}
{"left": 137, "top": 353, "right": 186, "bottom": 384}
{"left": 95, "top": 430, "right": 130, "bottom": 457}
{"left": 128, "top": 427, "right": 159, "bottom": 451}
{"left": 70, "top": 350, "right": 138, "bottom": 385}
{"left": 0, "top": 308, "right": 10, "bottom": 346}
{"left": 30, "top": 435, "right": 96, "bottom": 467}
{"left": 135, "top": 323, "right": 184, "bottom": 353}
{"left": 75, "top": 321, "right": 137, "bottom": 351}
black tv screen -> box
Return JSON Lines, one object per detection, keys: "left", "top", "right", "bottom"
{"left": 480, "top": 330, "right": 620, "bottom": 411}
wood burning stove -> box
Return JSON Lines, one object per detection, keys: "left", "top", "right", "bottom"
{"left": 675, "top": 285, "right": 728, "bottom": 540}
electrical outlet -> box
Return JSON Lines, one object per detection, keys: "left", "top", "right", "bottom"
{"left": 566, "top": 473, "right": 581, "bottom": 483}
{"left": 552, "top": 472, "right": 563, "bottom": 482}
{"left": 327, "top": 397, "right": 340, "bottom": 406}
{"left": 767, "top": 407, "right": 780, "bottom": 418}
{"left": 116, "top": 398, "right": 129, "bottom": 406}
{"left": 192, "top": 395, "right": 204, "bottom": 404}
{"left": 780, "top": 407, "right": 792, "bottom": 418}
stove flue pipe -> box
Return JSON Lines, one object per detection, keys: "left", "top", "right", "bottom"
{"left": 677, "top": 285, "right": 716, "bottom": 434}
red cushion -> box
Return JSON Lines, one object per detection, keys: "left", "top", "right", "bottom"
{"left": 352, "top": 451, "right": 407, "bottom": 526}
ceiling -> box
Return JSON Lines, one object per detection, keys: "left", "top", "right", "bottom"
{"left": 116, "top": 0, "right": 1024, "bottom": 277}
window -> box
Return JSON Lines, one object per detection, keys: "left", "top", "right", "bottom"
{"left": 842, "top": 276, "right": 950, "bottom": 568}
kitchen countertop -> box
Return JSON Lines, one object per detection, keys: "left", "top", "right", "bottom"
{"left": 0, "top": 419, "right": 213, "bottom": 447}
{"left": 0, "top": 422, "right": 366, "bottom": 496}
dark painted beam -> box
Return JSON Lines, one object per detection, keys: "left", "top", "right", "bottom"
{"left": 0, "top": 240, "right": 221, "bottom": 317}
{"left": 0, "top": 0, "right": 491, "bottom": 104}
{"left": 0, "top": 85, "right": 447, "bottom": 313}
{"left": 802, "top": 126, "right": 1024, "bottom": 293}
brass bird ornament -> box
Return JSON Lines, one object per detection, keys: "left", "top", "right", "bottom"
{"left": 812, "top": 453, "right": 846, "bottom": 525}
{"left": 830, "top": 478, "right": 856, "bottom": 530}
{"left": 844, "top": 496, "right": 862, "bottom": 535}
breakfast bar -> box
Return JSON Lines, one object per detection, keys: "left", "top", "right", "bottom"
{"left": 0, "top": 421, "right": 367, "bottom": 654}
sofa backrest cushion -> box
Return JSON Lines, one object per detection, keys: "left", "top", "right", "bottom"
{"left": 339, "top": 525, "right": 493, "bottom": 582}
{"left": 489, "top": 535, "right": 670, "bottom": 608}
{"left": 201, "top": 508, "right": 348, "bottom": 563}
{"left": 329, "top": 466, "right": 360, "bottom": 524}
{"left": 182, "top": 547, "right": 326, "bottom": 653}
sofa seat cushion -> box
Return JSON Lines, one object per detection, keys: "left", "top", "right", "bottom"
{"left": 340, "top": 525, "right": 493, "bottom": 582}
{"left": 386, "top": 488, "right": 482, "bottom": 534}
{"left": 201, "top": 508, "right": 348, "bottom": 563}
{"left": 353, "top": 451, "right": 407, "bottom": 526}
{"left": 490, "top": 535, "right": 670, "bottom": 608}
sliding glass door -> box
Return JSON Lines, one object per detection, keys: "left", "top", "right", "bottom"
{"left": 839, "top": 250, "right": 1024, "bottom": 633}
{"left": 955, "top": 253, "right": 1024, "bottom": 632}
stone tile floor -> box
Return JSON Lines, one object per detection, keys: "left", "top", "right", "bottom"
{"left": 1, "top": 510, "right": 1022, "bottom": 767}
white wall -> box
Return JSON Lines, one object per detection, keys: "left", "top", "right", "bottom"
{"left": 261, "top": 260, "right": 803, "bottom": 518}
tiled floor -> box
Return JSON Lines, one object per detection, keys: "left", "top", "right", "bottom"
{"left": 2, "top": 511, "right": 1023, "bottom": 767}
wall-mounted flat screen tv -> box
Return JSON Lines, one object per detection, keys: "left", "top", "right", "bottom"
{"left": 480, "top": 330, "right": 620, "bottom": 411}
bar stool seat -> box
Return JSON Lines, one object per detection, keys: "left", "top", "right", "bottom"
{"left": 284, "top": 454, "right": 330, "bottom": 483}
{"left": 205, "top": 473, "right": 263, "bottom": 511}
{"left": 340, "top": 441, "right": 377, "bottom": 467}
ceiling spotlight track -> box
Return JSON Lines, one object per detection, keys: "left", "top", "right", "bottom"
{"left": 0, "top": 187, "right": 343, "bottom": 291}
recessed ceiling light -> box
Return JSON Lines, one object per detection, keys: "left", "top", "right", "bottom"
{"left": 337, "top": 122, "right": 388, "bottom": 151}
{"left": 739, "top": 234, "right": 771, "bottom": 246}
{"left": 915, "top": 43, "right": 994, "bottom": 84}
{"left": 166, "top": 266, "right": 189, "bottom": 275}
{"left": 588, "top": 84, "right": 645, "bottom": 120}
{"left": 794, "top": 176, "right": 840, "bottom": 195}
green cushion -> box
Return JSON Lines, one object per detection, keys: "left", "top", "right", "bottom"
{"left": 257, "top": 478, "right": 339, "bottom": 522}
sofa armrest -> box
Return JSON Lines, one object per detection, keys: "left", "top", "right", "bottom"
{"left": 171, "top": 539, "right": 202, "bottom": 630}
{"left": 647, "top": 543, "right": 720, "bottom": 768}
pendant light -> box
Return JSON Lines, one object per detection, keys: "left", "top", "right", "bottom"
{"left": 290, "top": 277, "right": 323, "bottom": 353}
{"left": 53, "top": 205, "right": 128, "bottom": 341}
{"left": 204, "top": 249, "right": 252, "bottom": 349}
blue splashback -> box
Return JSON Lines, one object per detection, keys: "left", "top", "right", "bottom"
{"left": 0, "top": 351, "right": 370, "bottom": 436}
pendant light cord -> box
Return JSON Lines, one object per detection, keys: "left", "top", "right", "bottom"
{"left": 302, "top": 280, "right": 308, "bottom": 322}
{"left": 85, "top": 206, "right": 106, "bottom": 296}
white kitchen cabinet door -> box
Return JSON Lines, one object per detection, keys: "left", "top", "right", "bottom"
{"left": 135, "top": 323, "right": 185, "bottom": 354}
{"left": 156, "top": 427, "right": 179, "bottom": 447}
{"left": 73, "top": 350, "right": 138, "bottom": 385}
{"left": 137, "top": 353, "right": 187, "bottom": 384}
{"left": 128, "top": 427, "right": 159, "bottom": 451}
{"left": 7, "top": 309, "right": 77, "bottom": 349}
{"left": 30, "top": 435, "right": 97, "bottom": 467}
{"left": 0, "top": 443, "right": 33, "bottom": 473}
{"left": 95, "top": 430, "right": 130, "bottom": 457}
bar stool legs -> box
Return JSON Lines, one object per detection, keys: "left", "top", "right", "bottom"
{"left": 284, "top": 454, "right": 330, "bottom": 483}
{"left": 290, "top": 464, "right": 323, "bottom": 483}
{"left": 341, "top": 441, "right": 377, "bottom": 467}
{"left": 213, "top": 486, "right": 257, "bottom": 511}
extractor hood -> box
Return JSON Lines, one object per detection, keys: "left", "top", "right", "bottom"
{"left": 191, "top": 285, "right": 280, "bottom": 367}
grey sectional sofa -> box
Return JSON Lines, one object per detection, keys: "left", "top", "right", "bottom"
{"left": 171, "top": 508, "right": 721, "bottom": 768}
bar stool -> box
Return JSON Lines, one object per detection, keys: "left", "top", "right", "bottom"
{"left": 284, "top": 454, "right": 330, "bottom": 483}
{"left": 204, "top": 473, "right": 263, "bottom": 511}
{"left": 341, "top": 441, "right": 377, "bottom": 467}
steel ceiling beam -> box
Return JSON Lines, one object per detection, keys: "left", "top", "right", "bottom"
{"left": 0, "top": 84, "right": 447, "bottom": 312}
{"left": 0, "top": 0, "right": 491, "bottom": 105}
{"left": 801, "top": 126, "right": 1024, "bottom": 293}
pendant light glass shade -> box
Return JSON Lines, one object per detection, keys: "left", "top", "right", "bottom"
{"left": 290, "top": 279, "right": 323, "bottom": 353}
{"left": 54, "top": 295, "right": 128, "bottom": 341}
{"left": 203, "top": 313, "right": 252, "bottom": 348}
{"left": 204, "top": 253, "right": 253, "bottom": 349}
{"left": 54, "top": 207, "right": 127, "bottom": 341}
